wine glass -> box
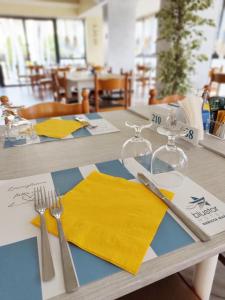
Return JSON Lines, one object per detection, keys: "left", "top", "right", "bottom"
{"left": 121, "top": 122, "right": 152, "bottom": 171}
{"left": 151, "top": 109, "right": 188, "bottom": 188}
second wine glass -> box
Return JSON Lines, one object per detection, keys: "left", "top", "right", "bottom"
{"left": 151, "top": 109, "right": 188, "bottom": 188}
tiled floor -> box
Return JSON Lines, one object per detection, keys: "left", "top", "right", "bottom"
{"left": 0, "top": 85, "right": 53, "bottom": 106}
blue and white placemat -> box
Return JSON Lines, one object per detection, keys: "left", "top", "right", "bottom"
{"left": 4, "top": 113, "right": 119, "bottom": 148}
{"left": 0, "top": 158, "right": 225, "bottom": 299}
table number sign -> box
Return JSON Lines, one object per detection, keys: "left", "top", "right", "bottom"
{"left": 148, "top": 105, "right": 200, "bottom": 146}
{"left": 182, "top": 124, "right": 199, "bottom": 146}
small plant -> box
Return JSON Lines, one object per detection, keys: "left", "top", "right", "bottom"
{"left": 157, "top": 0, "right": 215, "bottom": 96}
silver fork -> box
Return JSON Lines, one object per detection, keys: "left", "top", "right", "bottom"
{"left": 49, "top": 190, "right": 78, "bottom": 293}
{"left": 34, "top": 187, "right": 55, "bottom": 281}
{"left": 74, "top": 117, "right": 98, "bottom": 129}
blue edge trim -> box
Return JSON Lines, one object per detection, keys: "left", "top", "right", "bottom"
{"left": 0, "top": 160, "right": 194, "bottom": 299}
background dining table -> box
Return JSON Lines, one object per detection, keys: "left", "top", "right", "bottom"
{"left": 66, "top": 71, "right": 125, "bottom": 102}
{"left": 66, "top": 70, "right": 94, "bottom": 102}
{"left": 0, "top": 108, "right": 225, "bottom": 300}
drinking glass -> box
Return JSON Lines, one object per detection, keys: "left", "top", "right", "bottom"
{"left": 5, "top": 119, "right": 35, "bottom": 142}
{"left": 3, "top": 107, "right": 36, "bottom": 143}
{"left": 151, "top": 109, "right": 188, "bottom": 187}
{"left": 121, "top": 122, "right": 152, "bottom": 171}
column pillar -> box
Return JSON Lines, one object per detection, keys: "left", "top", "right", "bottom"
{"left": 107, "top": 0, "right": 137, "bottom": 73}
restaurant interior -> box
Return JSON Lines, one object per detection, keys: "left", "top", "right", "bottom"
{"left": 0, "top": 1, "right": 225, "bottom": 300}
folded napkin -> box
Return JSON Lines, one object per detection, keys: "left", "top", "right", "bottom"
{"left": 179, "top": 94, "right": 204, "bottom": 140}
{"left": 34, "top": 119, "right": 88, "bottom": 139}
{"left": 32, "top": 172, "right": 173, "bottom": 274}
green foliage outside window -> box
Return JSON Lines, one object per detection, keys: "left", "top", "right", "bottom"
{"left": 157, "top": 0, "right": 215, "bottom": 96}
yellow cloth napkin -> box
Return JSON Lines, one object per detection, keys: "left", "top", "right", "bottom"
{"left": 32, "top": 172, "right": 174, "bottom": 274}
{"left": 34, "top": 119, "right": 88, "bottom": 139}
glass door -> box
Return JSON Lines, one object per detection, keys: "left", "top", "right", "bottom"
{"left": 0, "top": 18, "right": 28, "bottom": 85}
{"left": 25, "top": 19, "right": 56, "bottom": 66}
{"left": 56, "top": 19, "right": 85, "bottom": 66}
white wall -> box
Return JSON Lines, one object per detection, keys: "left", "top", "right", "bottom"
{"left": 191, "top": 0, "right": 223, "bottom": 89}
{"left": 85, "top": 6, "right": 104, "bottom": 66}
{"left": 107, "top": 0, "right": 137, "bottom": 72}
{"left": 136, "top": 0, "right": 160, "bottom": 19}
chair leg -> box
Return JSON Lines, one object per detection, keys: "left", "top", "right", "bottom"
{"left": 219, "top": 253, "right": 225, "bottom": 266}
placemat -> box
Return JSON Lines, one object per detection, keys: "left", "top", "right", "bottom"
{"left": 4, "top": 113, "right": 119, "bottom": 148}
{"left": 1, "top": 157, "right": 224, "bottom": 299}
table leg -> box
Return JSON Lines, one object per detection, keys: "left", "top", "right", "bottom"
{"left": 76, "top": 82, "right": 82, "bottom": 103}
{"left": 193, "top": 255, "right": 218, "bottom": 300}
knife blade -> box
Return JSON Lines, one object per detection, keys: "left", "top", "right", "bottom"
{"left": 137, "top": 172, "right": 210, "bottom": 242}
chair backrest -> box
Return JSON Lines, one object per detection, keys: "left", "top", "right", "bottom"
{"left": 56, "top": 66, "right": 71, "bottom": 72}
{"left": 208, "top": 68, "right": 225, "bottom": 95}
{"left": 76, "top": 66, "right": 88, "bottom": 72}
{"left": 51, "top": 70, "right": 67, "bottom": 100}
{"left": 149, "top": 89, "right": 184, "bottom": 105}
{"left": 94, "top": 75, "right": 128, "bottom": 111}
{"left": 210, "top": 72, "right": 225, "bottom": 84}
{"left": 18, "top": 90, "right": 89, "bottom": 119}
{"left": 0, "top": 95, "right": 10, "bottom": 105}
{"left": 27, "top": 65, "right": 44, "bottom": 75}
{"left": 120, "top": 70, "right": 133, "bottom": 106}
{"left": 92, "top": 65, "right": 104, "bottom": 73}
{"left": 137, "top": 64, "right": 150, "bottom": 74}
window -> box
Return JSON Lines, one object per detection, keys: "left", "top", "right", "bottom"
{"left": 135, "top": 16, "right": 157, "bottom": 69}
{"left": 56, "top": 19, "right": 85, "bottom": 66}
{"left": 0, "top": 18, "right": 28, "bottom": 85}
{"left": 25, "top": 19, "right": 56, "bottom": 65}
{"left": 0, "top": 17, "right": 86, "bottom": 86}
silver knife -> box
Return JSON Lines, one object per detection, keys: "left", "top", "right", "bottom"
{"left": 137, "top": 173, "right": 210, "bottom": 242}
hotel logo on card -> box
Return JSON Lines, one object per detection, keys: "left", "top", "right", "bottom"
{"left": 186, "top": 196, "right": 225, "bottom": 226}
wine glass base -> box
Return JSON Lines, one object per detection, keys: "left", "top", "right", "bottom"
{"left": 152, "top": 171, "right": 185, "bottom": 188}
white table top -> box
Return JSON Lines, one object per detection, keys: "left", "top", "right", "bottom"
{"left": 66, "top": 71, "right": 123, "bottom": 83}
{"left": 1, "top": 109, "right": 225, "bottom": 300}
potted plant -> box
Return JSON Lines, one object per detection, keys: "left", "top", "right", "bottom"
{"left": 156, "top": 0, "right": 215, "bottom": 96}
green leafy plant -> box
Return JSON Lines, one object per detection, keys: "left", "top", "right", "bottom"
{"left": 157, "top": 0, "right": 215, "bottom": 96}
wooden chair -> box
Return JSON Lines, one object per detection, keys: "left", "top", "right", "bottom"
{"left": 136, "top": 64, "right": 151, "bottom": 90}
{"left": 121, "top": 69, "right": 133, "bottom": 106}
{"left": 92, "top": 65, "right": 105, "bottom": 73}
{"left": 52, "top": 69, "right": 78, "bottom": 103}
{"left": 148, "top": 89, "right": 184, "bottom": 105}
{"left": 27, "top": 65, "right": 45, "bottom": 89}
{"left": 0, "top": 95, "right": 10, "bottom": 105}
{"left": 28, "top": 65, "right": 52, "bottom": 98}
{"left": 208, "top": 68, "right": 225, "bottom": 95}
{"left": 94, "top": 75, "right": 129, "bottom": 112}
{"left": 18, "top": 89, "right": 89, "bottom": 120}
{"left": 76, "top": 66, "right": 88, "bottom": 72}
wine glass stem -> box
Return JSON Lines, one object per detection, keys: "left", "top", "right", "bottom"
{"left": 166, "top": 135, "right": 176, "bottom": 150}
{"left": 134, "top": 127, "right": 141, "bottom": 138}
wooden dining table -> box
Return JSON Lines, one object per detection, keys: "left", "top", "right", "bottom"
{"left": 0, "top": 108, "right": 225, "bottom": 300}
